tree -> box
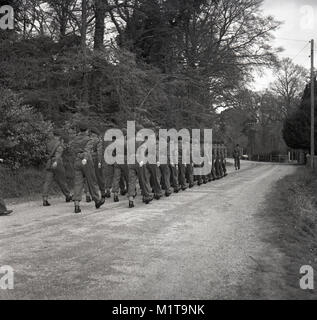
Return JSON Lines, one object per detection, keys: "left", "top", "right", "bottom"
{"left": 283, "top": 80, "right": 317, "bottom": 153}
{"left": 271, "top": 58, "right": 308, "bottom": 115}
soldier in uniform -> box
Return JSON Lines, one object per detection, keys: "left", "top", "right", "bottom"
{"left": 90, "top": 127, "right": 107, "bottom": 199}
{"left": 147, "top": 133, "right": 164, "bottom": 200}
{"left": 158, "top": 134, "right": 173, "bottom": 197}
{"left": 112, "top": 129, "right": 129, "bottom": 202}
{"left": 221, "top": 144, "right": 228, "bottom": 177}
{"left": 0, "top": 197, "right": 12, "bottom": 216}
{"left": 71, "top": 122, "right": 105, "bottom": 214}
{"left": 42, "top": 129, "right": 72, "bottom": 206}
{"left": 0, "top": 158, "right": 13, "bottom": 216}
{"left": 127, "top": 127, "right": 154, "bottom": 208}
{"left": 178, "top": 137, "right": 189, "bottom": 191}
{"left": 169, "top": 137, "right": 181, "bottom": 193}
{"left": 233, "top": 144, "right": 241, "bottom": 170}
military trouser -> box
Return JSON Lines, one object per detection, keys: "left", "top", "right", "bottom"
{"left": 186, "top": 164, "right": 194, "bottom": 186}
{"left": 104, "top": 164, "right": 114, "bottom": 192}
{"left": 214, "top": 158, "right": 223, "bottom": 178}
{"left": 112, "top": 164, "right": 129, "bottom": 194}
{"left": 93, "top": 158, "right": 106, "bottom": 195}
{"left": 194, "top": 164, "right": 203, "bottom": 185}
{"left": 0, "top": 197, "right": 8, "bottom": 213}
{"left": 43, "top": 159, "right": 71, "bottom": 198}
{"left": 160, "top": 164, "right": 172, "bottom": 193}
{"left": 169, "top": 165, "right": 180, "bottom": 191}
{"left": 234, "top": 157, "right": 240, "bottom": 170}
{"left": 222, "top": 160, "right": 227, "bottom": 175}
{"left": 147, "top": 164, "right": 163, "bottom": 197}
{"left": 178, "top": 163, "right": 188, "bottom": 189}
{"left": 73, "top": 156, "right": 101, "bottom": 202}
{"left": 128, "top": 164, "right": 152, "bottom": 200}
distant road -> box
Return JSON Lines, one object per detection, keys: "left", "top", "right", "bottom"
{"left": 0, "top": 161, "right": 297, "bottom": 299}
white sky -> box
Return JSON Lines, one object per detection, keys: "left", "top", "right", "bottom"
{"left": 252, "top": 0, "right": 317, "bottom": 91}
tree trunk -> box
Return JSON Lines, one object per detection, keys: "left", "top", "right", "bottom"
{"left": 94, "top": 0, "right": 106, "bottom": 50}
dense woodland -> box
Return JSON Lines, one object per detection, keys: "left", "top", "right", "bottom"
{"left": 0, "top": 0, "right": 314, "bottom": 168}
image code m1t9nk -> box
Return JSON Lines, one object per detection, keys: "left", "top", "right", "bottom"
{"left": 1, "top": 0, "right": 317, "bottom": 310}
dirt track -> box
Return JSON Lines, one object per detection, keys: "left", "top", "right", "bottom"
{"left": 0, "top": 161, "right": 297, "bottom": 299}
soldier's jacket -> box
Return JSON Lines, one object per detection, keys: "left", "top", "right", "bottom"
{"left": 46, "top": 137, "right": 64, "bottom": 169}
{"left": 233, "top": 147, "right": 241, "bottom": 158}
{"left": 91, "top": 136, "right": 104, "bottom": 164}
{"left": 178, "top": 140, "right": 190, "bottom": 164}
{"left": 70, "top": 132, "right": 96, "bottom": 160}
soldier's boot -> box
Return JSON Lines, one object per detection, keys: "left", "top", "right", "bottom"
{"left": 74, "top": 206, "right": 81, "bottom": 214}
{"left": 144, "top": 195, "right": 154, "bottom": 205}
{"left": 95, "top": 198, "right": 105, "bottom": 209}
{"left": 114, "top": 193, "right": 120, "bottom": 203}
{"left": 0, "top": 210, "right": 13, "bottom": 216}
{"left": 101, "top": 192, "right": 107, "bottom": 200}
{"left": 120, "top": 189, "right": 127, "bottom": 196}
{"left": 43, "top": 198, "right": 51, "bottom": 207}
{"left": 105, "top": 190, "right": 111, "bottom": 198}
{"left": 165, "top": 190, "right": 172, "bottom": 197}
{"left": 86, "top": 195, "right": 92, "bottom": 203}
{"left": 74, "top": 201, "right": 81, "bottom": 214}
{"left": 154, "top": 194, "right": 161, "bottom": 200}
{"left": 66, "top": 195, "right": 73, "bottom": 203}
{"left": 129, "top": 200, "right": 135, "bottom": 208}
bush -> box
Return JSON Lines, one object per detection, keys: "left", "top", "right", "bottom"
{"left": 0, "top": 89, "right": 53, "bottom": 168}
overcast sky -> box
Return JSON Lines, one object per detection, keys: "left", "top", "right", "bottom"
{"left": 252, "top": 0, "right": 317, "bottom": 91}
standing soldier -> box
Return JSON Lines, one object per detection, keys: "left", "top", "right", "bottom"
{"left": 71, "top": 122, "right": 105, "bottom": 214}
{"left": 42, "top": 129, "right": 72, "bottom": 206}
{"left": 233, "top": 144, "right": 241, "bottom": 170}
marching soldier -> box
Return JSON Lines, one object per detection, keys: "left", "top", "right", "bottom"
{"left": 0, "top": 158, "right": 12, "bottom": 216}
{"left": 147, "top": 133, "right": 164, "bottom": 200}
{"left": 70, "top": 122, "right": 105, "bottom": 214}
{"left": 169, "top": 137, "right": 181, "bottom": 193}
{"left": 159, "top": 134, "right": 173, "bottom": 197}
{"left": 90, "top": 127, "right": 107, "bottom": 199}
{"left": 178, "top": 137, "right": 189, "bottom": 191}
{"left": 0, "top": 197, "right": 12, "bottom": 216}
{"left": 112, "top": 129, "right": 129, "bottom": 202}
{"left": 221, "top": 144, "right": 228, "bottom": 177}
{"left": 127, "top": 127, "right": 153, "bottom": 208}
{"left": 42, "top": 129, "right": 72, "bottom": 206}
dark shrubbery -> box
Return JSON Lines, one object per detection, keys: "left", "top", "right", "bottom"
{"left": 0, "top": 89, "right": 53, "bottom": 168}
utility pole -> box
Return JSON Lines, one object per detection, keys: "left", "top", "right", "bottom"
{"left": 310, "top": 39, "right": 315, "bottom": 169}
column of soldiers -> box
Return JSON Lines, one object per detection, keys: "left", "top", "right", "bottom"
{"left": 41, "top": 123, "right": 229, "bottom": 214}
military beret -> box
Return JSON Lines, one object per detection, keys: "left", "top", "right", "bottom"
{"left": 90, "top": 127, "right": 100, "bottom": 136}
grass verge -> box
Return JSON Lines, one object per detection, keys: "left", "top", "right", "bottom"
{"left": 258, "top": 166, "right": 317, "bottom": 299}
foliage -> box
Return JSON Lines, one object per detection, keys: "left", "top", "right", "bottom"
{"left": 283, "top": 80, "right": 317, "bottom": 153}
{"left": 0, "top": 89, "right": 53, "bottom": 167}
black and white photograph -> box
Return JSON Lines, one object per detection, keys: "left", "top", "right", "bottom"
{"left": 0, "top": 0, "right": 317, "bottom": 305}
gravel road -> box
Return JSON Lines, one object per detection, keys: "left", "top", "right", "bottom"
{"left": 0, "top": 162, "right": 297, "bottom": 299}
